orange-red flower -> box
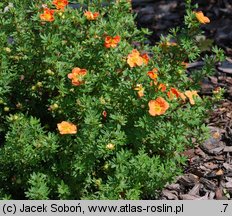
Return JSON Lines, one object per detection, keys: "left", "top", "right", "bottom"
{"left": 127, "top": 49, "right": 144, "bottom": 68}
{"left": 167, "top": 87, "right": 181, "bottom": 99}
{"left": 148, "top": 97, "right": 169, "bottom": 116}
{"left": 141, "top": 53, "right": 149, "bottom": 65}
{"left": 194, "top": 11, "right": 210, "bottom": 24}
{"left": 167, "top": 87, "right": 186, "bottom": 101}
{"left": 68, "top": 67, "right": 87, "bottom": 86}
{"left": 147, "top": 68, "right": 158, "bottom": 79}
{"left": 52, "top": 0, "right": 68, "bottom": 10}
{"left": 40, "top": 8, "right": 55, "bottom": 22}
{"left": 57, "top": 121, "right": 77, "bottom": 134}
{"left": 147, "top": 68, "right": 158, "bottom": 85}
{"left": 104, "top": 36, "right": 120, "bottom": 48}
{"left": 84, "top": 11, "right": 99, "bottom": 20}
{"left": 185, "top": 90, "right": 199, "bottom": 105}
{"left": 158, "top": 83, "right": 167, "bottom": 92}
{"left": 134, "top": 84, "right": 145, "bottom": 98}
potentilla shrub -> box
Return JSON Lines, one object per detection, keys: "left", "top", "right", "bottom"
{"left": 0, "top": 0, "right": 224, "bottom": 199}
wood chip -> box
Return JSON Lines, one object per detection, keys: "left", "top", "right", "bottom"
{"left": 195, "top": 192, "right": 209, "bottom": 200}
{"left": 216, "top": 169, "right": 224, "bottom": 176}
{"left": 209, "top": 191, "right": 216, "bottom": 200}
{"left": 195, "top": 147, "right": 206, "bottom": 158}
{"left": 224, "top": 146, "right": 232, "bottom": 152}
{"left": 178, "top": 174, "right": 199, "bottom": 187}
{"left": 217, "top": 61, "right": 232, "bottom": 74}
{"left": 179, "top": 194, "right": 200, "bottom": 200}
{"left": 215, "top": 187, "right": 223, "bottom": 199}
{"left": 161, "top": 190, "right": 178, "bottom": 200}
{"left": 225, "top": 182, "right": 232, "bottom": 190}
{"left": 223, "top": 163, "right": 232, "bottom": 172}
{"left": 200, "top": 178, "right": 217, "bottom": 191}
{"left": 166, "top": 183, "right": 180, "bottom": 191}
{"left": 201, "top": 138, "right": 225, "bottom": 155}
{"left": 203, "top": 162, "right": 219, "bottom": 170}
{"left": 188, "top": 183, "right": 201, "bottom": 196}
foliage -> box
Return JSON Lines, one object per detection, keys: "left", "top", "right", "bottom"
{"left": 0, "top": 0, "right": 224, "bottom": 199}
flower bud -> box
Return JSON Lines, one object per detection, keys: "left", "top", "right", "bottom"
{"left": 36, "top": 82, "right": 43, "bottom": 87}
{"left": 106, "top": 143, "right": 115, "bottom": 150}
{"left": 95, "top": 179, "right": 102, "bottom": 187}
{"left": 4, "top": 47, "right": 11, "bottom": 53}
{"left": 47, "top": 69, "right": 55, "bottom": 75}
{"left": 50, "top": 103, "right": 59, "bottom": 111}
{"left": 31, "top": 85, "right": 36, "bottom": 91}
{"left": 4, "top": 107, "right": 10, "bottom": 112}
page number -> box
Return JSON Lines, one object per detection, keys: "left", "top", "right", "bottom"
{"left": 222, "top": 204, "right": 228, "bottom": 212}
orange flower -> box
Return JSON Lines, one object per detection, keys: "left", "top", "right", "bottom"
{"left": 141, "top": 53, "right": 149, "bottom": 65}
{"left": 167, "top": 87, "right": 180, "bottom": 99}
{"left": 158, "top": 83, "right": 167, "bottom": 92}
{"left": 194, "top": 11, "right": 210, "bottom": 24}
{"left": 84, "top": 11, "right": 99, "bottom": 20}
{"left": 127, "top": 49, "right": 144, "bottom": 68}
{"left": 104, "top": 36, "right": 120, "bottom": 48}
{"left": 52, "top": 0, "right": 68, "bottom": 10}
{"left": 148, "top": 97, "right": 169, "bottom": 116}
{"left": 167, "top": 87, "right": 187, "bottom": 101}
{"left": 185, "top": 90, "right": 199, "bottom": 105}
{"left": 40, "top": 8, "right": 55, "bottom": 22}
{"left": 134, "top": 84, "right": 145, "bottom": 98}
{"left": 68, "top": 67, "right": 87, "bottom": 86}
{"left": 147, "top": 68, "right": 158, "bottom": 79}
{"left": 179, "top": 92, "right": 187, "bottom": 101}
{"left": 147, "top": 68, "right": 158, "bottom": 85}
{"left": 57, "top": 121, "right": 77, "bottom": 134}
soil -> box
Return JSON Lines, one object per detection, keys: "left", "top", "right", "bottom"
{"left": 132, "top": 0, "right": 232, "bottom": 200}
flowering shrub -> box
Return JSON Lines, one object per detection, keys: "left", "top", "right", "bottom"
{"left": 0, "top": 0, "right": 224, "bottom": 199}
